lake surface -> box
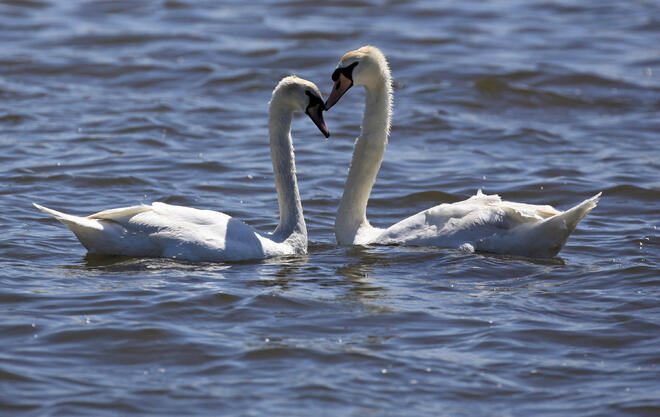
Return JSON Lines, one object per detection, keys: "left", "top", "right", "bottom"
{"left": 1, "top": 0, "right": 659, "bottom": 415}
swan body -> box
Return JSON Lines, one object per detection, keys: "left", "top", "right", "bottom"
{"left": 325, "top": 46, "right": 600, "bottom": 258}
{"left": 34, "top": 76, "right": 329, "bottom": 262}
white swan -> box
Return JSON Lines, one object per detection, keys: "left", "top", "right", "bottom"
{"left": 34, "top": 76, "right": 329, "bottom": 262}
{"left": 324, "top": 46, "right": 600, "bottom": 258}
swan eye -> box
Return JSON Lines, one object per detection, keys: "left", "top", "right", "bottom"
{"left": 305, "top": 90, "right": 323, "bottom": 107}
{"left": 331, "top": 62, "right": 358, "bottom": 82}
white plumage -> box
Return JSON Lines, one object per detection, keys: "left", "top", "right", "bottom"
{"left": 325, "top": 46, "right": 600, "bottom": 257}
{"left": 34, "top": 76, "right": 329, "bottom": 262}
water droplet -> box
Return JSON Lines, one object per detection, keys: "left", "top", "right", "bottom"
{"left": 644, "top": 67, "right": 652, "bottom": 77}
{"left": 158, "top": 368, "right": 165, "bottom": 373}
{"left": 264, "top": 338, "right": 270, "bottom": 343}
{"left": 425, "top": 368, "right": 431, "bottom": 373}
{"left": 409, "top": 379, "right": 418, "bottom": 385}
{"left": 381, "top": 369, "right": 387, "bottom": 374}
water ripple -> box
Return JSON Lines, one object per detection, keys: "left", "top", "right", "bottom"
{"left": 1, "top": 0, "right": 658, "bottom": 416}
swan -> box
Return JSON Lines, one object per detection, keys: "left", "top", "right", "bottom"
{"left": 34, "top": 76, "right": 330, "bottom": 262}
{"left": 324, "top": 46, "right": 600, "bottom": 258}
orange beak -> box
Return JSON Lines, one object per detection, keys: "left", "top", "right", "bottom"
{"left": 325, "top": 73, "right": 353, "bottom": 110}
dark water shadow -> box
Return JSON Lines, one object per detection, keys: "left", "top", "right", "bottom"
{"left": 367, "top": 242, "right": 567, "bottom": 267}
{"left": 80, "top": 253, "right": 157, "bottom": 270}
{"left": 64, "top": 252, "right": 280, "bottom": 272}
{"left": 248, "top": 253, "right": 311, "bottom": 290}
{"left": 334, "top": 246, "right": 389, "bottom": 300}
{"left": 63, "top": 242, "right": 566, "bottom": 285}
{"left": 61, "top": 250, "right": 310, "bottom": 289}
{"left": 474, "top": 250, "right": 567, "bottom": 267}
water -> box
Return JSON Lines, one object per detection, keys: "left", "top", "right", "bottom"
{"left": 1, "top": 0, "right": 659, "bottom": 415}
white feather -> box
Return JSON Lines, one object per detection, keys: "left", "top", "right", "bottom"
{"left": 332, "top": 46, "right": 600, "bottom": 257}
{"left": 34, "top": 76, "right": 325, "bottom": 262}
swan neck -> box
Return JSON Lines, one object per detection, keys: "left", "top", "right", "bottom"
{"left": 268, "top": 102, "right": 306, "bottom": 243}
{"left": 363, "top": 79, "right": 392, "bottom": 137}
{"left": 335, "top": 77, "right": 392, "bottom": 245}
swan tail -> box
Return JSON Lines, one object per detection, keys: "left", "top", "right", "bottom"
{"left": 547, "top": 192, "right": 601, "bottom": 234}
{"left": 33, "top": 203, "right": 102, "bottom": 230}
{"left": 524, "top": 192, "right": 601, "bottom": 257}
{"left": 33, "top": 203, "right": 107, "bottom": 251}
{"left": 476, "top": 193, "right": 601, "bottom": 258}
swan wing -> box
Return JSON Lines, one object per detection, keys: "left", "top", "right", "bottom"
{"left": 34, "top": 202, "right": 277, "bottom": 261}
{"left": 376, "top": 191, "right": 600, "bottom": 257}
{"left": 376, "top": 191, "right": 535, "bottom": 246}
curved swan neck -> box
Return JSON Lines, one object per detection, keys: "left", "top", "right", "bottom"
{"left": 335, "top": 75, "right": 392, "bottom": 245}
{"left": 268, "top": 101, "right": 306, "bottom": 244}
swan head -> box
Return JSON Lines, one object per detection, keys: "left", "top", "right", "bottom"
{"left": 271, "top": 75, "right": 330, "bottom": 138}
{"left": 325, "top": 45, "right": 390, "bottom": 109}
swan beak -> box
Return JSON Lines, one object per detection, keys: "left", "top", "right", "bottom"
{"left": 325, "top": 73, "right": 353, "bottom": 110}
{"left": 306, "top": 102, "right": 330, "bottom": 138}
